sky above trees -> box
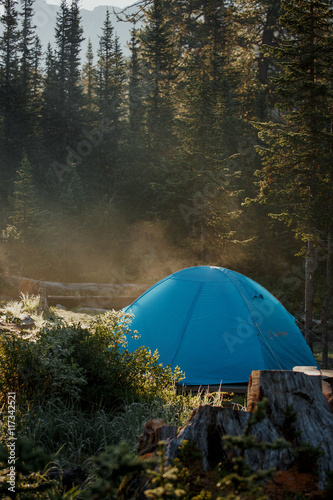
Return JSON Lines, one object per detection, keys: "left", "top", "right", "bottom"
{"left": 47, "top": 0, "right": 133, "bottom": 10}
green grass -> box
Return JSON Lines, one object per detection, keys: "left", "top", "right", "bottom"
{"left": 13, "top": 391, "right": 242, "bottom": 468}
{"left": 0, "top": 296, "right": 245, "bottom": 469}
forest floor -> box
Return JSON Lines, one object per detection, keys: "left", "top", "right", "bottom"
{"left": 1, "top": 297, "right": 333, "bottom": 499}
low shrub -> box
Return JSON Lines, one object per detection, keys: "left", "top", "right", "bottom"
{"left": 0, "top": 310, "right": 183, "bottom": 411}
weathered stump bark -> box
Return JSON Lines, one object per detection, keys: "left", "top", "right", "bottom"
{"left": 138, "top": 419, "right": 178, "bottom": 456}
{"left": 247, "top": 370, "right": 333, "bottom": 487}
{"left": 137, "top": 370, "right": 333, "bottom": 490}
{"left": 165, "top": 405, "right": 293, "bottom": 473}
{"left": 322, "top": 380, "right": 333, "bottom": 412}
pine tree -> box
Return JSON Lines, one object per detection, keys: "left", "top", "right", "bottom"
{"left": 18, "top": 0, "right": 42, "bottom": 157}
{"left": 128, "top": 26, "right": 144, "bottom": 146}
{"left": 19, "top": 0, "right": 35, "bottom": 86}
{"left": 254, "top": 0, "right": 333, "bottom": 346}
{"left": 95, "top": 9, "right": 126, "bottom": 195}
{"left": 54, "top": 0, "right": 70, "bottom": 103}
{"left": 171, "top": 0, "right": 242, "bottom": 262}
{"left": 139, "top": 0, "right": 177, "bottom": 149}
{"left": 9, "top": 152, "right": 38, "bottom": 232}
{"left": 0, "top": 0, "right": 21, "bottom": 160}
{"left": 42, "top": 0, "right": 84, "bottom": 189}
{"left": 82, "top": 39, "right": 96, "bottom": 109}
{"left": 31, "top": 35, "right": 42, "bottom": 99}
{"left": 66, "top": 0, "right": 84, "bottom": 131}
{"left": 96, "top": 9, "right": 115, "bottom": 114}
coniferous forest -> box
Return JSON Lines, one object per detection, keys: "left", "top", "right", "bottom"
{"left": 1, "top": 2, "right": 333, "bottom": 497}
{"left": 1, "top": 0, "right": 333, "bottom": 339}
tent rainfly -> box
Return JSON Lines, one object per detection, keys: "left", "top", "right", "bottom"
{"left": 124, "top": 266, "right": 318, "bottom": 385}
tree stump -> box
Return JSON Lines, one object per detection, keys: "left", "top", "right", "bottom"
{"left": 165, "top": 404, "right": 293, "bottom": 473}
{"left": 148, "top": 370, "right": 333, "bottom": 489}
{"left": 247, "top": 370, "right": 333, "bottom": 487}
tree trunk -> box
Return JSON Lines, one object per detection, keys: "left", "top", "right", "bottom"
{"left": 305, "top": 237, "right": 315, "bottom": 349}
{"left": 321, "top": 230, "right": 333, "bottom": 369}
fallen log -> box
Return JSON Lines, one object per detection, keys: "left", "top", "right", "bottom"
{"left": 0, "top": 274, "right": 148, "bottom": 304}
{"left": 47, "top": 295, "right": 138, "bottom": 310}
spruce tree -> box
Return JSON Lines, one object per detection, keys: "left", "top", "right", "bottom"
{"left": 2, "top": 153, "right": 48, "bottom": 275}
{"left": 112, "top": 35, "right": 125, "bottom": 130}
{"left": 96, "top": 9, "right": 115, "bottom": 113}
{"left": 82, "top": 39, "right": 96, "bottom": 109}
{"left": 128, "top": 26, "right": 144, "bottom": 146}
{"left": 54, "top": 0, "right": 70, "bottom": 103}
{"left": 19, "top": 0, "right": 35, "bottom": 86}
{"left": 132, "top": 0, "right": 179, "bottom": 217}
{"left": 18, "top": 0, "right": 42, "bottom": 157}
{"left": 0, "top": 0, "right": 20, "bottom": 161}
{"left": 42, "top": 43, "right": 61, "bottom": 167}
{"left": 52, "top": 0, "right": 84, "bottom": 156}
{"left": 121, "top": 25, "right": 147, "bottom": 209}
{"left": 9, "top": 153, "right": 38, "bottom": 232}
{"left": 42, "top": 0, "right": 84, "bottom": 188}
{"left": 95, "top": 9, "right": 126, "bottom": 196}
{"left": 254, "top": 0, "right": 333, "bottom": 346}
{"left": 31, "top": 35, "right": 42, "bottom": 99}
{"left": 139, "top": 0, "right": 177, "bottom": 149}
{"left": 173, "top": 0, "right": 241, "bottom": 262}
{"left": 66, "top": 0, "right": 84, "bottom": 132}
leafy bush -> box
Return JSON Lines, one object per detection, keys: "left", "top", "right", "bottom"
{"left": 0, "top": 310, "right": 183, "bottom": 410}
{"left": 0, "top": 327, "right": 87, "bottom": 402}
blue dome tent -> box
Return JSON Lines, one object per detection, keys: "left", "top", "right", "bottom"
{"left": 124, "top": 266, "right": 318, "bottom": 386}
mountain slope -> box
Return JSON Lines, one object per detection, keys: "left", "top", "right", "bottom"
{"left": 0, "top": 0, "right": 136, "bottom": 59}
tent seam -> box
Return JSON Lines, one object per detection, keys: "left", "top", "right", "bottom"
{"left": 124, "top": 276, "right": 172, "bottom": 311}
{"left": 217, "top": 268, "right": 270, "bottom": 369}
{"left": 168, "top": 282, "right": 204, "bottom": 365}
{"left": 219, "top": 269, "right": 284, "bottom": 370}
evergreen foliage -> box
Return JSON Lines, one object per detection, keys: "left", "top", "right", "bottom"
{"left": 253, "top": 0, "right": 333, "bottom": 344}
{"left": 0, "top": 0, "right": 332, "bottom": 336}
{"left": 255, "top": 0, "right": 333, "bottom": 236}
{"left": 0, "top": 0, "right": 21, "bottom": 166}
{"left": 81, "top": 39, "right": 96, "bottom": 110}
